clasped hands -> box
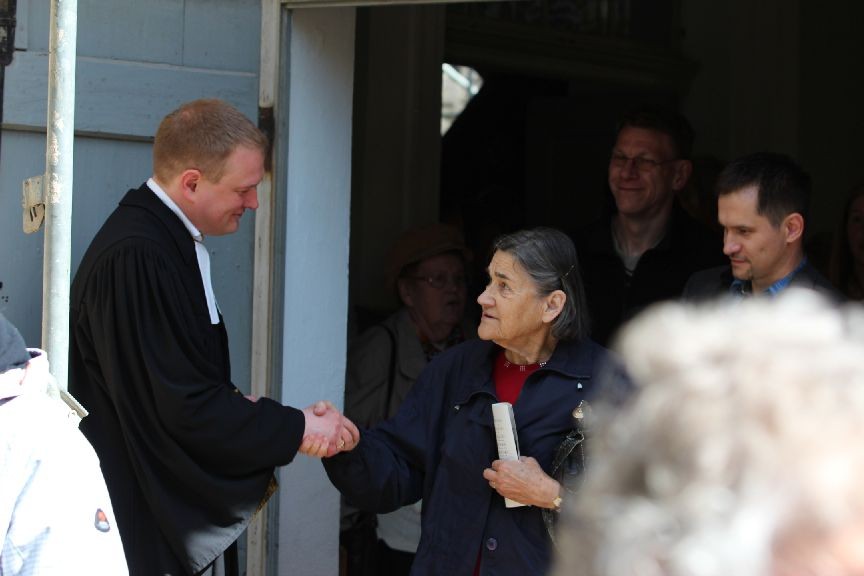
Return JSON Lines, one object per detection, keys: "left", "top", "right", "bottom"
{"left": 300, "top": 401, "right": 360, "bottom": 458}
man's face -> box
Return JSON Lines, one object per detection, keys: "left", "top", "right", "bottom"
{"left": 608, "top": 126, "right": 688, "bottom": 220}
{"left": 191, "top": 146, "right": 264, "bottom": 236}
{"left": 718, "top": 186, "right": 791, "bottom": 288}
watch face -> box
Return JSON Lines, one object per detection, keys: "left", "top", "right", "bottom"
{"left": 553, "top": 496, "right": 563, "bottom": 510}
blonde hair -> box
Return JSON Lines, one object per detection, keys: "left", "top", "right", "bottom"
{"left": 153, "top": 99, "right": 267, "bottom": 183}
{"left": 556, "top": 291, "right": 864, "bottom": 576}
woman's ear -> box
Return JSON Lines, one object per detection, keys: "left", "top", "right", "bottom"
{"left": 542, "top": 290, "right": 566, "bottom": 324}
{"left": 397, "top": 278, "right": 414, "bottom": 308}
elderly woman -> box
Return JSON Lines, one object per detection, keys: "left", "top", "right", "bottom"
{"left": 324, "top": 227, "right": 611, "bottom": 576}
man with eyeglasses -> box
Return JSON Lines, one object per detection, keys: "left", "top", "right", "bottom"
{"left": 341, "top": 223, "right": 474, "bottom": 576}
{"left": 572, "top": 108, "right": 723, "bottom": 345}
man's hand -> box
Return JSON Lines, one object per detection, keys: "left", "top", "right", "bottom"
{"left": 482, "top": 456, "right": 561, "bottom": 508}
{"left": 300, "top": 401, "right": 360, "bottom": 458}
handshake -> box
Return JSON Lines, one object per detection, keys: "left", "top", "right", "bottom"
{"left": 300, "top": 401, "right": 360, "bottom": 458}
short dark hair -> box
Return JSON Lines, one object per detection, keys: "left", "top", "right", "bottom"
{"left": 616, "top": 108, "right": 694, "bottom": 159}
{"left": 715, "top": 152, "right": 811, "bottom": 227}
{"left": 492, "top": 227, "right": 590, "bottom": 342}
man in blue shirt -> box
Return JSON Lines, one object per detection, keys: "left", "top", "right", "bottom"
{"left": 684, "top": 152, "right": 839, "bottom": 300}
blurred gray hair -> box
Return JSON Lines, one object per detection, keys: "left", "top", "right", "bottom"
{"left": 555, "top": 290, "right": 864, "bottom": 576}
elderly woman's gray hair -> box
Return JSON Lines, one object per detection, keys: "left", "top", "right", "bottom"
{"left": 493, "top": 227, "right": 589, "bottom": 341}
{"left": 555, "top": 290, "right": 864, "bottom": 576}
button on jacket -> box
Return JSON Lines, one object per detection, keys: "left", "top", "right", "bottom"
{"left": 324, "top": 337, "right": 610, "bottom": 576}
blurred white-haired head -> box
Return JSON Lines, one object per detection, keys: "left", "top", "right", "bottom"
{"left": 556, "top": 290, "right": 864, "bottom": 576}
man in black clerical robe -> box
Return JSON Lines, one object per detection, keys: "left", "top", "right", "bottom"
{"left": 69, "top": 99, "right": 356, "bottom": 576}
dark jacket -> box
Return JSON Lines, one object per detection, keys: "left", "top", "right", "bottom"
{"left": 574, "top": 201, "right": 724, "bottom": 345}
{"left": 324, "top": 337, "right": 611, "bottom": 576}
{"left": 70, "top": 183, "right": 305, "bottom": 575}
{"left": 683, "top": 260, "right": 843, "bottom": 302}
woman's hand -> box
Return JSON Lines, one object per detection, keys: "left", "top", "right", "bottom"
{"left": 483, "top": 456, "right": 561, "bottom": 508}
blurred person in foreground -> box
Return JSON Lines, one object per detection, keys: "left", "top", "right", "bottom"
{"left": 0, "top": 313, "right": 128, "bottom": 575}
{"left": 326, "top": 227, "right": 615, "bottom": 576}
{"left": 829, "top": 183, "right": 864, "bottom": 300}
{"left": 555, "top": 290, "right": 864, "bottom": 576}
{"left": 343, "top": 223, "right": 474, "bottom": 575}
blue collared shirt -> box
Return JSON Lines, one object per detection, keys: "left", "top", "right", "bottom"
{"left": 730, "top": 257, "right": 808, "bottom": 298}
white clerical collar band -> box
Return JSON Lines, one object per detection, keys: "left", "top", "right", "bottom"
{"left": 147, "top": 178, "right": 220, "bottom": 325}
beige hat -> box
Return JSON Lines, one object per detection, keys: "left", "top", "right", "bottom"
{"left": 385, "top": 223, "right": 471, "bottom": 290}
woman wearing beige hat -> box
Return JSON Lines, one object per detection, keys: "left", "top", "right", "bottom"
{"left": 343, "top": 223, "right": 475, "bottom": 575}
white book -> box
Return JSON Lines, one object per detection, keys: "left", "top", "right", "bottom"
{"left": 491, "top": 402, "right": 527, "bottom": 508}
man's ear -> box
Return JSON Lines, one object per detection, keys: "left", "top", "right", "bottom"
{"left": 542, "top": 290, "right": 566, "bottom": 324}
{"left": 179, "top": 169, "right": 201, "bottom": 202}
{"left": 784, "top": 212, "right": 805, "bottom": 244}
{"left": 671, "top": 159, "right": 693, "bottom": 192}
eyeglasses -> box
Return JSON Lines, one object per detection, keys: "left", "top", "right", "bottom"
{"left": 610, "top": 152, "right": 679, "bottom": 173}
{"left": 405, "top": 274, "right": 466, "bottom": 290}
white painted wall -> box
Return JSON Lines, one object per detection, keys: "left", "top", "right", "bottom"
{"left": 276, "top": 7, "right": 356, "bottom": 575}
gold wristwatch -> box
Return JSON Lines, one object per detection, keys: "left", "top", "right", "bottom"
{"left": 552, "top": 495, "right": 562, "bottom": 511}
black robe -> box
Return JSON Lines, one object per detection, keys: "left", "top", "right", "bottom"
{"left": 69, "top": 183, "right": 305, "bottom": 575}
